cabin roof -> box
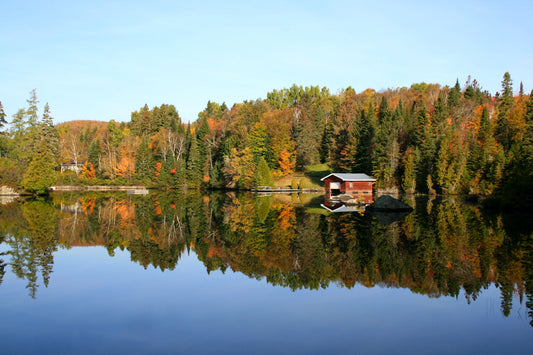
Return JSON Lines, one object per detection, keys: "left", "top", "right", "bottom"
{"left": 320, "top": 173, "right": 376, "bottom": 182}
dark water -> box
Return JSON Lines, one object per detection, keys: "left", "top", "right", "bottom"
{"left": 0, "top": 191, "right": 532, "bottom": 354}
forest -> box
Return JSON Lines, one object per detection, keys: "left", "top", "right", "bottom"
{"left": 0, "top": 73, "right": 532, "bottom": 207}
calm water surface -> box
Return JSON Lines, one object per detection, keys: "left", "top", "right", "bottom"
{"left": 0, "top": 191, "right": 532, "bottom": 354}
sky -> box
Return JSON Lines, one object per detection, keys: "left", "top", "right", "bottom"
{"left": 1, "top": 0, "right": 532, "bottom": 124}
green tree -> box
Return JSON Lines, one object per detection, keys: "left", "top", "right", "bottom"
{"left": 135, "top": 136, "right": 153, "bottom": 184}
{"left": 40, "top": 103, "right": 59, "bottom": 162}
{"left": 8, "top": 91, "right": 42, "bottom": 165}
{"left": 294, "top": 110, "right": 321, "bottom": 168}
{"left": 373, "top": 97, "right": 399, "bottom": 188}
{"left": 0, "top": 101, "right": 6, "bottom": 129}
{"left": 0, "top": 101, "right": 7, "bottom": 158}
{"left": 402, "top": 147, "right": 417, "bottom": 194}
{"left": 25, "top": 89, "right": 40, "bottom": 127}
{"left": 353, "top": 108, "right": 376, "bottom": 174}
{"left": 21, "top": 139, "right": 56, "bottom": 195}
{"left": 187, "top": 132, "right": 202, "bottom": 187}
{"left": 88, "top": 140, "right": 101, "bottom": 173}
{"left": 496, "top": 72, "right": 514, "bottom": 151}
{"left": 254, "top": 156, "right": 273, "bottom": 187}
{"left": 448, "top": 79, "right": 462, "bottom": 112}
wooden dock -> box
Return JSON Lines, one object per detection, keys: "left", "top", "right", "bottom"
{"left": 50, "top": 185, "right": 147, "bottom": 192}
{"left": 251, "top": 187, "right": 323, "bottom": 193}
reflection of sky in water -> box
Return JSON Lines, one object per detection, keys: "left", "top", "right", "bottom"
{"left": 0, "top": 246, "right": 531, "bottom": 354}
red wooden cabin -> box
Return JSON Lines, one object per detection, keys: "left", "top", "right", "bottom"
{"left": 321, "top": 173, "right": 376, "bottom": 203}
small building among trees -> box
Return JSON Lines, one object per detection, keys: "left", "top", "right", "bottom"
{"left": 60, "top": 161, "right": 84, "bottom": 174}
{"left": 321, "top": 173, "right": 376, "bottom": 202}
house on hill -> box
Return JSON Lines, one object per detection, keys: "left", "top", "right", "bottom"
{"left": 321, "top": 173, "right": 376, "bottom": 203}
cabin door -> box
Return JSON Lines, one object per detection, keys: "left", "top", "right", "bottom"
{"left": 330, "top": 182, "right": 341, "bottom": 195}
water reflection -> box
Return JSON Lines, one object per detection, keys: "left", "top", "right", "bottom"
{"left": 0, "top": 191, "right": 532, "bottom": 326}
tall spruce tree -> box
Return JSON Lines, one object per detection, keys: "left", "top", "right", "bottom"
{"left": 187, "top": 132, "right": 202, "bottom": 187}
{"left": 0, "top": 101, "right": 6, "bottom": 129}
{"left": 135, "top": 137, "right": 153, "bottom": 184}
{"left": 40, "top": 103, "right": 59, "bottom": 162}
{"left": 447, "top": 79, "right": 462, "bottom": 112}
{"left": 21, "top": 139, "right": 56, "bottom": 195}
{"left": 496, "top": 72, "right": 514, "bottom": 152}
{"left": 353, "top": 108, "right": 375, "bottom": 174}
{"left": 373, "top": 97, "right": 399, "bottom": 188}
{"left": 88, "top": 140, "right": 101, "bottom": 173}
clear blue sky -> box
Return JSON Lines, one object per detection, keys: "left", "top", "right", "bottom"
{"left": 1, "top": 0, "right": 532, "bottom": 124}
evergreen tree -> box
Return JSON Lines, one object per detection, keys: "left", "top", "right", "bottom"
{"left": 496, "top": 72, "right": 514, "bottom": 151}
{"left": 135, "top": 137, "right": 153, "bottom": 183}
{"left": 25, "top": 89, "right": 39, "bottom": 127}
{"left": 254, "top": 156, "right": 273, "bottom": 187}
{"left": 187, "top": 132, "right": 202, "bottom": 187}
{"left": 331, "top": 127, "right": 352, "bottom": 172}
{"left": 413, "top": 103, "right": 436, "bottom": 193}
{"left": 294, "top": 113, "right": 321, "bottom": 168}
{"left": 373, "top": 97, "right": 399, "bottom": 188}
{"left": 8, "top": 91, "right": 42, "bottom": 165}
{"left": 319, "top": 121, "right": 333, "bottom": 164}
{"left": 353, "top": 108, "right": 375, "bottom": 174}
{"left": 88, "top": 140, "right": 101, "bottom": 173}
{"left": 401, "top": 147, "right": 417, "bottom": 194}
{"left": 0, "top": 101, "right": 7, "bottom": 157}
{"left": 21, "top": 139, "right": 56, "bottom": 195}
{"left": 40, "top": 103, "right": 59, "bottom": 162}
{"left": 196, "top": 115, "right": 211, "bottom": 182}
{"left": 0, "top": 101, "right": 6, "bottom": 129}
{"left": 447, "top": 79, "right": 462, "bottom": 111}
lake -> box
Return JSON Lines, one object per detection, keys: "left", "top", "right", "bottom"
{"left": 0, "top": 191, "right": 532, "bottom": 354}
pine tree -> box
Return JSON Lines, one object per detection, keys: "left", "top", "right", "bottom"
{"left": 496, "top": 72, "right": 514, "bottom": 151}
{"left": 196, "top": 116, "right": 210, "bottom": 182}
{"left": 40, "top": 103, "right": 59, "bottom": 162}
{"left": 21, "top": 139, "right": 56, "bottom": 195}
{"left": 373, "top": 97, "right": 399, "bottom": 188}
{"left": 88, "top": 140, "right": 101, "bottom": 173}
{"left": 187, "top": 133, "right": 202, "bottom": 187}
{"left": 353, "top": 108, "right": 375, "bottom": 174}
{"left": 135, "top": 137, "right": 153, "bottom": 183}
{"left": 319, "top": 121, "right": 334, "bottom": 164}
{"left": 401, "top": 147, "right": 417, "bottom": 194}
{"left": 448, "top": 79, "right": 462, "bottom": 111}
{"left": 0, "top": 101, "right": 6, "bottom": 129}
{"left": 25, "top": 89, "right": 39, "bottom": 127}
{"left": 0, "top": 101, "right": 7, "bottom": 158}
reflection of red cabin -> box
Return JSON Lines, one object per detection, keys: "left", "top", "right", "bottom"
{"left": 321, "top": 173, "right": 376, "bottom": 203}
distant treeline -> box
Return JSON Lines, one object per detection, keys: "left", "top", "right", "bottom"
{"left": 0, "top": 73, "right": 532, "bottom": 206}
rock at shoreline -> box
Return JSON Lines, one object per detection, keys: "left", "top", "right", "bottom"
{"left": 337, "top": 194, "right": 365, "bottom": 205}
{"left": 366, "top": 195, "right": 413, "bottom": 212}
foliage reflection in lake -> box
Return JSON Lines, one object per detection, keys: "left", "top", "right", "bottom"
{"left": 1, "top": 191, "right": 533, "bottom": 327}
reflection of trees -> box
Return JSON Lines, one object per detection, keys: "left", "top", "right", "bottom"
{"left": 0, "top": 192, "right": 532, "bottom": 324}
{"left": 4, "top": 199, "right": 58, "bottom": 298}
{"left": 0, "top": 234, "right": 6, "bottom": 285}
{"left": 196, "top": 194, "right": 533, "bottom": 325}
